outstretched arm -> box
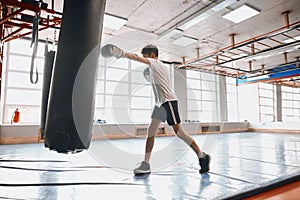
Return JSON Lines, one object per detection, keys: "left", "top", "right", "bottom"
{"left": 124, "top": 52, "right": 150, "bottom": 65}
{"left": 101, "top": 44, "right": 150, "bottom": 65}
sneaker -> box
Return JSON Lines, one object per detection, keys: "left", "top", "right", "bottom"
{"left": 199, "top": 153, "right": 211, "bottom": 174}
{"left": 134, "top": 161, "right": 151, "bottom": 175}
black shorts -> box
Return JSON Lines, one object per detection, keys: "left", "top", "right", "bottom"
{"left": 151, "top": 101, "right": 181, "bottom": 125}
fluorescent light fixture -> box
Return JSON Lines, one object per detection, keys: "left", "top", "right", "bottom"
{"left": 179, "top": 13, "right": 210, "bottom": 30}
{"left": 103, "top": 13, "right": 127, "bottom": 30}
{"left": 179, "top": 0, "right": 234, "bottom": 31}
{"left": 222, "top": 4, "right": 260, "bottom": 23}
{"left": 162, "top": 29, "right": 183, "bottom": 39}
{"left": 211, "top": 0, "right": 236, "bottom": 12}
{"left": 172, "top": 35, "right": 198, "bottom": 47}
{"left": 179, "top": 12, "right": 211, "bottom": 30}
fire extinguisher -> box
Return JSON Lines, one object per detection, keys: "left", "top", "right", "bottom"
{"left": 11, "top": 108, "right": 20, "bottom": 124}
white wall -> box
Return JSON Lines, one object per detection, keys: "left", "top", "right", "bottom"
{"left": 237, "top": 83, "right": 259, "bottom": 122}
{"left": 250, "top": 122, "right": 300, "bottom": 131}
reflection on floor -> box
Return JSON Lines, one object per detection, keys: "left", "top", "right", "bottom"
{"left": 0, "top": 132, "right": 299, "bottom": 200}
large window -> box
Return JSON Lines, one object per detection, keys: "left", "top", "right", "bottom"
{"left": 282, "top": 86, "right": 300, "bottom": 122}
{"left": 130, "top": 61, "right": 154, "bottom": 123}
{"left": 91, "top": 58, "right": 174, "bottom": 124}
{"left": 2, "top": 39, "right": 176, "bottom": 125}
{"left": 94, "top": 58, "right": 130, "bottom": 124}
{"left": 186, "top": 71, "right": 217, "bottom": 122}
{"left": 226, "top": 77, "right": 239, "bottom": 121}
{"left": 258, "top": 83, "right": 275, "bottom": 122}
{"left": 4, "top": 39, "right": 299, "bottom": 125}
{"left": 2, "top": 39, "right": 45, "bottom": 124}
{"left": 93, "top": 58, "right": 155, "bottom": 124}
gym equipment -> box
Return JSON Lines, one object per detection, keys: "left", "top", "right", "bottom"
{"left": 101, "top": 44, "right": 124, "bottom": 58}
{"left": 44, "top": 0, "right": 106, "bottom": 153}
{"left": 40, "top": 44, "right": 55, "bottom": 139}
{"left": 29, "top": 12, "right": 39, "bottom": 84}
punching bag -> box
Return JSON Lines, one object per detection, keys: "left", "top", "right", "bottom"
{"left": 44, "top": 0, "right": 106, "bottom": 153}
{"left": 40, "top": 48, "right": 55, "bottom": 139}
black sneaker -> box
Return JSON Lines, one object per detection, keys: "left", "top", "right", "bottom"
{"left": 199, "top": 153, "right": 211, "bottom": 174}
{"left": 134, "top": 161, "right": 151, "bottom": 175}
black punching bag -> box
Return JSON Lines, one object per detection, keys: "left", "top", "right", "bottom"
{"left": 44, "top": 0, "right": 106, "bottom": 153}
{"left": 40, "top": 48, "right": 55, "bottom": 139}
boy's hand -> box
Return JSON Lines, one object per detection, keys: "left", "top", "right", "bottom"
{"left": 101, "top": 44, "right": 124, "bottom": 58}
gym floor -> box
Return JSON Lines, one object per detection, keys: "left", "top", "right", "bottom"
{"left": 0, "top": 132, "right": 299, "bottom": 200}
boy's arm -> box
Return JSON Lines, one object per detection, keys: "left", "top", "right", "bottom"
{"left": 124, "top": 52, "right": 150, "bottom": 65}
{"left": 101, "top": 44, "right": 150, "bottom": 65}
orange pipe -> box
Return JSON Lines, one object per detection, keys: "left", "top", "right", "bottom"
{"left": 282, "top": 11, "right": 290, "bottom": 28}
{"left": 0, "top": 0, "right": 56, "bottom": 14}
{"left": 185, "top": 20, "right": 300, "bottom": 65}
{"left": 230, "top": 33, "right": 235, "bottom": 47}
{"left": 283, "top": 52, "right": 288, "bottom": 64}
{"left": 0, "top": 8, "right": 24, "bottom": 25}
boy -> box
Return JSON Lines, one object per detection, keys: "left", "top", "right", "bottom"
{"left": 101, "top": 44, "right": 210, "bottom": 175}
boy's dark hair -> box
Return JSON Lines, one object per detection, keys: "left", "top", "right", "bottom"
{"left": 141, "top": 44, "right": 158, "bottom": 57}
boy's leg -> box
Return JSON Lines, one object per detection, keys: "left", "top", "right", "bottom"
{"left": 163, "top": 101, "right": 211, "bottom": 173}
{"left": 134, "top": 118, "right": 161, "bottom": 175}
{"left": 172, "top": 123, "right": 204, "bottom": 157}
{"left": 172, "top": 123, "right": 211, "bottom": 174}
{"left": 144, "top": 118, "right": 162, "bottom": 162}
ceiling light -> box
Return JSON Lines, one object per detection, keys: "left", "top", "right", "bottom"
{"left": 222, "top": 4, "right": 260, "bottom": 23}
{"left": 211, "top": 0, "right": 236, "bottom": 12}
{"left": 103, "top": 13, "right": 127, "bottom": 30}
{"left": 172, "top": 36, "right": 198, "bottom": 47}
{"left": 179, "top": 12, "right": 212, "bottom": 30}
{"left": 178, "top": 0, "right": 235, "bottom": 30}
{"left": 161, "top": 29, "right": 183, "bottom": 39}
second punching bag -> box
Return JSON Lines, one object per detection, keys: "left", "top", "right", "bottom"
{"left": 44, "top": 0, "right": 106, "bottom": 153}
{"left": 40, "top": 48, "right": 55, "bottom": 139}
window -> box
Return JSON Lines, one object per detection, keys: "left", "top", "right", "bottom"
{"left": 94, "top": 58, "right": 131, "bottom": 124}
{"left": 282, "top": 86, "right": 300, "bottom": 122}
{"left": 226, "top": 77, "right": 239, "bottom": 121}
{"left": 186, "top": 71, "right": 217, "bottom": 122}
{"left": 258, "top": 83, "right": 275, "bottom": 122}
{"left": 2, "top": 39, "right": 45, "bottom": 124}
{"left": 94, "top": 58, "right": 162, "bottom": 124}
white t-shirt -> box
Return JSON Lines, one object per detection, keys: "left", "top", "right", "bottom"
{"left": 147, "top": 58, "right": 177, "bottom": 106}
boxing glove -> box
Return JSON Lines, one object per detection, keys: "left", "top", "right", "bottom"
{"left": 101, "top": 44, "right": 124, "bottom": 58}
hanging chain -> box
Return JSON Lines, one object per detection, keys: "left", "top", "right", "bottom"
{"left": 54, "top": 28, "right": 57, "bottom": 42}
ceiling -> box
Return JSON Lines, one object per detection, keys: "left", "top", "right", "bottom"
{"left": 2, "top": 0, "right": 300, "bottom": 87}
